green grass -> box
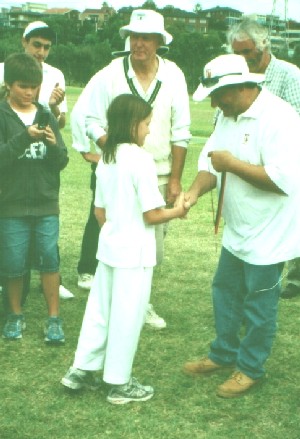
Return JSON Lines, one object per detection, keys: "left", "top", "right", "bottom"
{"left": 0, "top": 89, "right": 300, "bottom": 439}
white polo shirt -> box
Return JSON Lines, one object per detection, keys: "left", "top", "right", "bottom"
{"left": 95, "top": 143, "right": 165, "bottom": 268}
{"left": 198, "top": 88, "right": 300, "bottom": 265}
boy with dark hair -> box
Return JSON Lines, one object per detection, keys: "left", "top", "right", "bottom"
{"left": 0, "top": 53, "right": 68, "bottom": 343}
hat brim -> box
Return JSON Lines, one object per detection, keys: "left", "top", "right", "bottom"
{"left": 112, "top": 46, "right": 169, "bottom": 58}
{"left": 119, "top": 26, "right": 172, "bottom": 45}
{"left": 193, "top": 73, "right": 265, "bottom": 101}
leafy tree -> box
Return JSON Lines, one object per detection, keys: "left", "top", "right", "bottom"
{"left": 167, "top": 23, "right": 222, "bottom": 91}
{"left": 141, "top": 1, "right": 157, "bottom": 10}
{"left": 194, "top": 3, "right": 202, "bottom": 14}
{"left": 0, "top": 29, "right": 23, "bottom": 61}
{"left": 291, "top": 43, "right": 300, "bottom": 67}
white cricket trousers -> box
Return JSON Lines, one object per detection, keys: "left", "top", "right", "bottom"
{"left": 73, "top": 261, "right": 153, "bottom": 385}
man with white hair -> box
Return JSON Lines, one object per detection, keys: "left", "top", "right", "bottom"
{"left": 183, "top": 54, "right": 300, "bottom": 398}
{"left": 70, "top": 9, "right": 191, "bottom": 329}
{"left": 227, "top": 18, "right": 300, "bottom": 299}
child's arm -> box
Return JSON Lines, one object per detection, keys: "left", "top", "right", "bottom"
{"left": 95, "top": 207, "right": 106, "bottom": 226}
{"left": 143, "top": 192, "right": 189, "bottom": 225}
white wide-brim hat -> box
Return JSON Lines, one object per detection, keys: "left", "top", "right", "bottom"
{"left": 193, "top": 54, "right": 265, "bottom": 101}
{"left": 119, "top": 9, "right": 173, "bottom": 45}
{"left": 112, "top": 36, "right": 169, "bottom": 57}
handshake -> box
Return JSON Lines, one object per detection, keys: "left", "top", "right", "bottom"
{"left": 173, "top": 192, "right": 191, "bottom": 219}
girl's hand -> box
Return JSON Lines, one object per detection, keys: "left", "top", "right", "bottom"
{"left": 174, "top": 192, "right": 190, "bottom": 219}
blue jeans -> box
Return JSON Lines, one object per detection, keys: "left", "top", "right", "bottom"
{"left": 0, "top": 215, "right": 59, "bottom": 277}
{"left": 209, "top": 247, "right": 283, "bottom": 380}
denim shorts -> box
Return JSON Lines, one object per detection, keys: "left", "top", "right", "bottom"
{"left": 0, "top": 215, "right": 60, "bottom": 277}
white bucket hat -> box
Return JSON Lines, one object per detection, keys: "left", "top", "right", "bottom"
{"left": 119, "top": 9, "right": 173, "bottom": 45}
{"left": 112, "top": 36, "right": 169, "bottom": 57}
{"left": 193, "top": 54, "right": 265, "bottom": 101}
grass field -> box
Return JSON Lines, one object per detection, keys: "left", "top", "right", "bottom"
{"left": 0, "top": 87, "right": 300, "bottom": 439}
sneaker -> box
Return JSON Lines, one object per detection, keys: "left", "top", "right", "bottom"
{"left": 281, "top": 283, "right": 300, "bottom": 299}
{"left": 216, "top": 371, "right": 259, "bottom": 398}
{"left": 183, "top": 357, "right": 234, "bottom": 376}
{"left": 107, "top": 377, "right": 154, "bottom": 405}
{"left": 3, "top": 313, "right": 26, "bottom": 339}
{"left": 61, "top": 366, "right": 101, "bottom": 390}
{"left": 145, "top": 304, "right": 166, "bottom": 329}
{"left": 77, "top": 273, "right": 94, "bottom": 290}
{"left": 44, "top": 316, "right": 65, "bottom": 344}
{"left": 59, "top": 285, "right": 74, "bottom": 300}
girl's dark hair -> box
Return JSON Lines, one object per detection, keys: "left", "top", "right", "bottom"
{"left": 103, "top": 94, "right": 152, "bottom": 163}
{"left": 4, "top": 52, "right": 43, "bottom": 87}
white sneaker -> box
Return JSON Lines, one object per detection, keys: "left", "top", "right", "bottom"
{"left": 145, "top": 304, "right": 166, "bottom": 330}
{"left": 59, "top": 285, "right": 74, "bottom": 299}
{"left": 78, "top": 273, "right": 94, "bottom": 290}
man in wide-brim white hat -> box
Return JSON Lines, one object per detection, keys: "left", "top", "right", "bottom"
{"left": 183, "top": 54, "right": 300, "bottom": 399}
{"left": 63, "top": 9, "right": 191, "bottom": 402}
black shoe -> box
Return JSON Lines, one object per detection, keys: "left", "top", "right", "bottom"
{"left": 281, "top": 284, "right": 300, "bottom": 299}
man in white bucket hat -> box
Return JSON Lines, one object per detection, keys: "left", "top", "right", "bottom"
{"left": 183, "top": 54, "right": 300, "bottom": 398}
{"left": 227, "top": 18, "right": 300, "bottom": 300}
{"left": 63, "top": 10, "right": 190, "bottom": 401}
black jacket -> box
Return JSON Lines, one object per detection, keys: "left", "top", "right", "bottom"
{"left": 0, "top": 101, "right": 68, "bottom": 217}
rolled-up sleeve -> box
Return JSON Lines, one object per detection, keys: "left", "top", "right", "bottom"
{"left": 170, "top": 68, "right": 191, "bottom": 147}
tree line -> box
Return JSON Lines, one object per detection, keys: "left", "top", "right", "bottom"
{"left": 0, "top": 13, "right": 298, "bottom": 92}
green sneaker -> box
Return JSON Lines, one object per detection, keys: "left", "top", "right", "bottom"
{"left": 3, "top": 313, "right": 26, "bottom": 339}
{"left": 44, "top": 317, "right": 65, "bottom": 344}
{"left": 107, "top": 377, "right": 154, "bottom": 405}
{"left": 61, "top": 367, "right": 101, "bottom": 390}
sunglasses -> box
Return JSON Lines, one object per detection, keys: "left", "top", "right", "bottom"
{"left": 200, "top": 72, "right": 242, "bottom": 87}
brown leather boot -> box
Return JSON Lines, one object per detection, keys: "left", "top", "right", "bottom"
{"left": 217, "top": 371, "right": 259, "bottom": 398}
{"left": 183, "top": 357, "right": 233, "bottom": 376}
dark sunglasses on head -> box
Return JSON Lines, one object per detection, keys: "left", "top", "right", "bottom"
{"left": 200, "top": 72, "right": 242, "bottom": 87}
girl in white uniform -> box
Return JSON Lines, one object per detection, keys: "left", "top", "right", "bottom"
{"left": 61, "top": 94, "right": 189, "bottom": 404}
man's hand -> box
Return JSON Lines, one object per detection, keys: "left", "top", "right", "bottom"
{"left": 81, "top": 152, "right": 101, "bottom": 164}
{"left": 183, "top": 191, "right": 198, "bottom": 208}
{"left": 208, "top": 150, "right": 236, "bottom": 173}
{"left": 49, "top": 83, "right": 65, "bottom": 107}
{"left": 167, "top": 176, "right": 181, "bottom": 205}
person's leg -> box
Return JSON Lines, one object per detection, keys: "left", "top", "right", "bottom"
{"left": 61, "top": 261, "right": 109, "bottom": 390}
{"left": 216, "top": 260, "right": 284, "bottom": 398}
{"left": 77, "top": 165, "right": 100, "bottom": 287}
{"left": 103, "top": 266, "right": 153, "bottom": 385}
{"left": 281, "top": 258, "right": 300, "bottom": 298}
{"left": 209, "top": 247, "right": 246, "bottom": 366}
{"left": 6, "top": 277, "right": 23, "bottom": 315}
{"left": 145, "top": 183, "right": 167, "bottom": 329}
{"left": 41, "top": 272, "right": 60, "bottom": 316}
{"left": 0, "top": 217, "right": 30, "bottom": 339}
{"left": 237, "top": 261, "right": 284, "bottom": 380}
{"left": 33, "top": 215, "right": 64, "bottom": 343}
{"left": 73, "top": 262, "right": 112, "bottom": 370}
{"left": 34, "top": 215, "right": 60, "bottom": 315}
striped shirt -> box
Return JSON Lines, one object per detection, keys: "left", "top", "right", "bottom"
{"left": 264, "top": 55, "right": 300, "bottom": 115}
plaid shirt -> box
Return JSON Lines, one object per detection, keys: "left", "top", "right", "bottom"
{"left": 264, "top": 55, "right": 300, "bottom": 115}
